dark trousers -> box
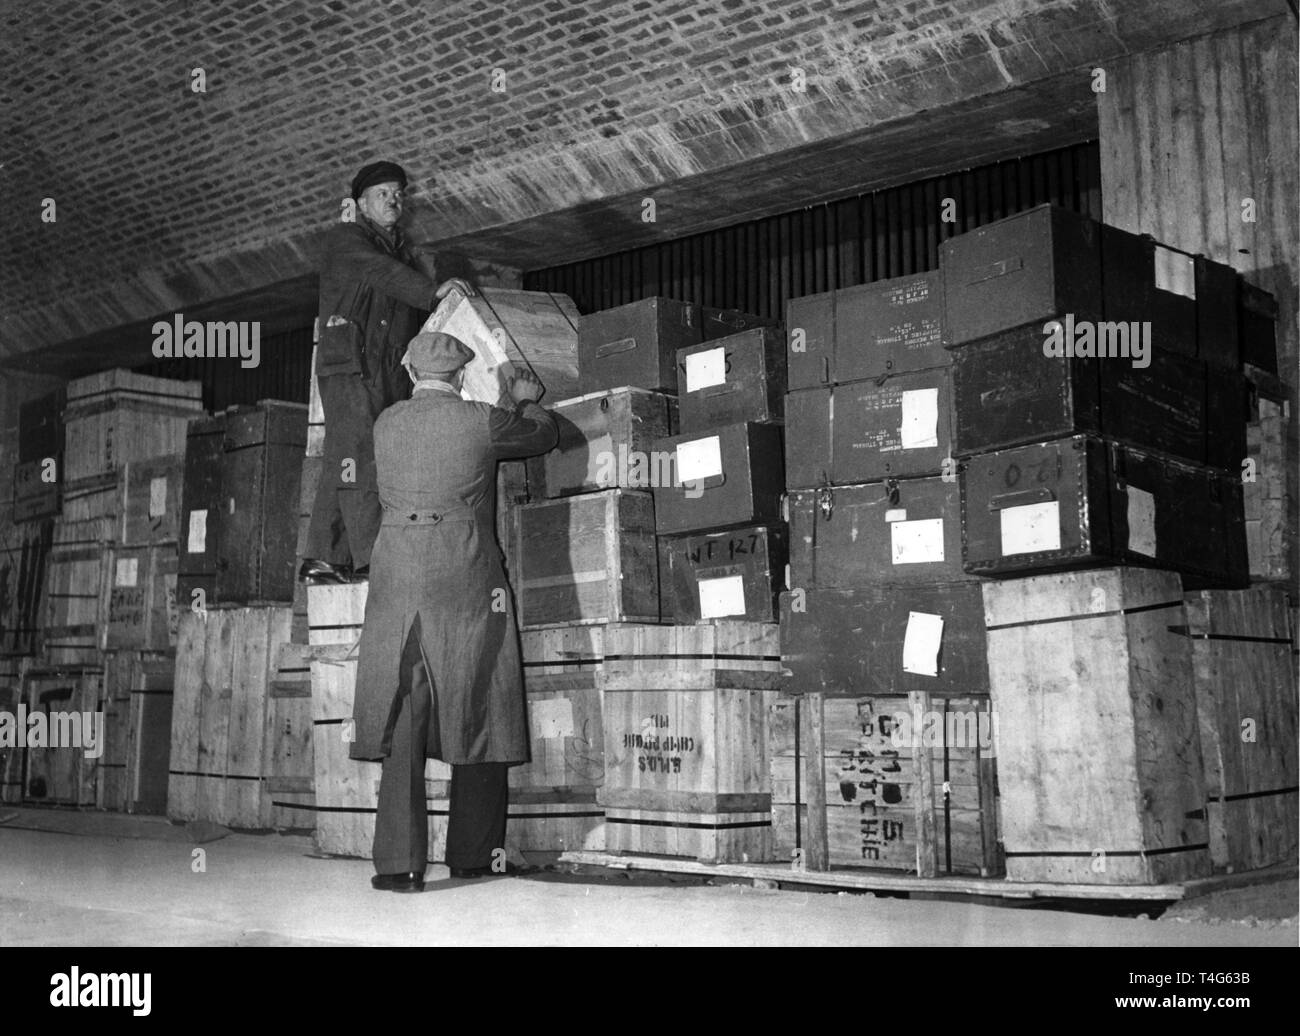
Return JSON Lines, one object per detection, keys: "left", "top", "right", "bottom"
{"left": 373, "top": 625, "right": 509, "bottom": 874}
{"left": 307, "top": 364, "right": 409, "bottom": 570}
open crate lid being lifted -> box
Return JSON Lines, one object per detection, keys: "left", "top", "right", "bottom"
{"left": 419, "top": 287, "right": 581, "bottom": 405}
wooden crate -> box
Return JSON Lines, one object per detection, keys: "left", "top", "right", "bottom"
{"left": 62, "top": 371, "right": 204, "bottom": 483}
{"left": 770, "top": 694, "right": 1002, "bottom": 876}
{"left": 1243, "top": 368, "right": 1293, "bottom": 584}
{"left": 543, "top": 387, "right": 677, "bottom": 498}
{"left": 105, "top": 545, "right": 179, "bottom": 652}
{"left": 983, "top": 568, "right": 1211, "bottom": 885}
{"left": 597, "top": 622, "right": 783, "bottom": 863}
{"left": 165, "top": 605, "right": 292, "bottom": 827}
{"left": 0, "top": 655, "right": 27, "bottom": 803}
{"left": 118, "top": 453, "right": 184, "bottom": 547}
{"left": 0, "top": 517, "right": 53, "bottom": 655}
{"left": 265, "top": 641, "right": 315, "bottom": 830}
{"left": 306, "top": 581, "right": 366, "bottom": 647}
{"left": 97, "top": 651, "right": 135, "bottom": 811}
{"left": 514, "top": 489, "right": 660, "bottom": 629}
{"left": 1184, "top": 588, "right": 1298, "bottom": 872}
{"left": 123, "top": 654, "right": 174, "bottom": 815}
{"left": 43, "top": 518, "right": 114, "bottom": 666}
{"left": 421, "top": 286, "right": 581, "bottom": 405}
{"left": 309, "top": 645, "right": 450, "bottom": 860}
{"left": 61, "top": 472, "right": 119, "bottom": 523}
{"left": 510, "top": 628, "right": 608, "bottom": 852}
{"left": 19, "top": 664, "right": 103, "bottom": 806}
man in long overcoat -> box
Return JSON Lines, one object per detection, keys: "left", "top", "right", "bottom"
{"left": 351, "top": 331, "right": 557, "bottom": 892}
{"left": 304, "top": 160, "right": 473, "bottom": 582}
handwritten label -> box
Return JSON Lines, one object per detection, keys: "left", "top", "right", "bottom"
{"left": 148, "top": 476, "right": 168, "bottom": 518}
{"left": 999, "top": 501, "right": 1060, "bottom": 556}
{"left": 531, "top": 698, "right": 575, "bottom": 740}
{"left": 187, "top": 509, "right": 208, "bottom": 554}
{"left": 902, "top": 611, "right": 943, "bottom": 677}
{"left": 899, "top": 388, "right": 939, "bottom": 449}
{"left": 698, "top": 574, "right": 746, "bottom": 619}
{"left": 676, "top": 435, "right": 723, "bottom": 484}
{"left": 890, "top": 518, "right": 945, "bottom": 565}
{"left": 684, "top": 347, "right": 727, "bottom": 392}
{"left": 115, "top": 557, "right": 139, "bottom": 587}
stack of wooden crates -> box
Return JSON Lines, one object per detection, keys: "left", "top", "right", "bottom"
{"left": 4, "top": 370, "right": 201, "bottom": 815}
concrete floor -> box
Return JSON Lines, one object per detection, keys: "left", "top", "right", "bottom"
{"left": 0, "top": 808, "right": 1295, "bottom": 947}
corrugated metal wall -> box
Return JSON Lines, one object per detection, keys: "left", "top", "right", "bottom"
{"left": 524, "top": 142, "right": 1102, "bottom": 319}
{"left": 133, "top": 325, "right": 314, "bottom": 414}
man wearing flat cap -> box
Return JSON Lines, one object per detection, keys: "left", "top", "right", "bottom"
{"left": 351, "top": 330, "right": 557, "bottom": 892}
{"left": 304, "top": 160, "right": 474, "bottom": 583}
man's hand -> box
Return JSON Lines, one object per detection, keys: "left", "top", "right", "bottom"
{"left": 435, "top": 277, "right": 475, "bottom": 300}
{"left": 509, "top": 368, "right": 545, "bottom": 405}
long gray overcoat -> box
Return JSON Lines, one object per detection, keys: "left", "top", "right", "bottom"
{"left": 349, "top": 385, "right": 557, "bottom": 763}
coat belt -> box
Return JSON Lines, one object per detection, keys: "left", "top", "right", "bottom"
{"left": 380, "top": 508, "right": 475, "bottom": 527}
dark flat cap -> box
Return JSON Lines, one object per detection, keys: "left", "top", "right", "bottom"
{"left": 401, "top": 332, "right": 475, "bottom": 374}
{"left": 351, "top": 160, "right": 408, "bottom": 200}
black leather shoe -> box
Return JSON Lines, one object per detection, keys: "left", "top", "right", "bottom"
{"left": 299, "top": 559, "right": 350, "bottom": 585}
{"left": 371, "top": 871, "right": 425, "bottom": 893}
{"left": 449, "top": 862, "right": 530, "bottom": 880}
{"left": 350, "top": 564, "right": 370, "bottom": 582}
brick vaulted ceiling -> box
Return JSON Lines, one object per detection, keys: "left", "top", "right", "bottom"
{"left": 0, "top": 0, "right": 1285, "bottom": 369}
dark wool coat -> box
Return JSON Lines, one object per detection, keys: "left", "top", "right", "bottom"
{"left": 315, "top": 216, "right": 436, "bottom": 380}
{"left": 348, "top": 387, "right": 558, "bottom": 763}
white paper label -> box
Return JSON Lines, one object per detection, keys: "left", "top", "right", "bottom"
{"left": 999, "top": 501, "right": 1061, "bottom": 556}
{"left": 699, "top": 574, "right": 747, "bottom": 619}
{"left": 902, "top": 611, "right": 944, "bottom": 677}
{"left": 891, "top": 518, "right": 945, "bottom": 565}
{"left": 684, "top": 347, "right": 727, "bottom": 393}
{"left": 532, "top": 698, "right": 575, "bottom": 740}
{"left": 676, "top": 436, "right": 723, "bottom": 485}
{"left": 148, "top": 476, "right": 168, "bottom": 518}
{"left": 1127, "top": 486, "right": 1157, "bottom": 557}
{"left": 187, "top": 509, "right": 208, "bottom": 554}
{"left": 115, "top": 557, "right": 139, "bottom": 587}
{"left": 884, "top": 508, "right": 907, "bottom": 523}
{"left": 1154, "top": 245, "right": 1196, "bottom": 300}
{"left": 899, "top": 388, "right": 939, "bottom": 449}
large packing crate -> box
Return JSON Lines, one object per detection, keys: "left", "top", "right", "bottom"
{"left": 306, "top": 582, "right": 366, "bottom": 647}
{"left": 217, "top": 401, "right": 307, "bottom": 604}
{"left": 543, "top": 387, "right": 677, "bottom": 498}
{"left": 1183, "top": 588, "right": 1298, "bottom": 872}
{"left": 104, "top": 544, "right": 179, "bottom": 652}
{"left": 308, "top": 644, "right": 450, "bottom": 860}
{"left": 652, "top": 422, "right": 784, "bottom": 535}
{"left": 941, "top": 205, "right": 1103, "bottom": 347}
{"left": 420, "top": 286, "right": 581, "bottom": 404}
{"left": 61, "top": 370, "right": 204, "bottom": 483}
{"left": 43, "top": 517, "right": 114, "bottom": 665}
{"left": 787, "top": 477, "right": 970, "bottom": 587}
{"left": 657, "top": 523, "right": 787, "bottom": 623}
{"left": 118, "top": 453, "right": 185, "bottom": 546}
{"left": 166, "top": 605, "right": 293, "bottom": 828}
{"left": 770, "top": 694, "right": 1002, "bottom": 876}
{"left": 509, "top": 630, "right": 608, "bottom": 852}
{"left": 787, "top": 271, "right": 946, "bottom": 390}
{"left": 18, "top": 664, "right": 103, "bottom": 806}
{"left": 265, "top": 642, "right": 316, "bottom": 830}
{"left": 514, "top": 489, "right": 660, "bottom": 628}
{"left": 578, "top": 297, "right": 701, "bottom": 394}
{"left": 0, "top": 517, "right": 52, "bottom": 654}
{"left": 1243, "top": 367, "right": 1293, "bottom": 585}
{"left": 598, "top": 622, "right": 783, "bottom": 863}
{"left": 960, "top": 435, "right": 1248, "bottom": 589}
{"left": 983, "top": 568, "right": 1211, "bottom": 885}
{"left": 781, "top": 583, "right": 989, "bottom": 697}
{"left": 12, "top": 458, "right": 60, "bottom": 522}
{"left": 176, "top": 414, "right": 227, "bottom": 610}
{"left": 60, "top": 472, "right": 119, "bottom": 523}
{"left": 676, "top": 328, "right": 786, "bottom": 432}
{"left": 785, "top": 368, "right": 953, "bottom": 488}
{"left": 949, "top": 319, "right": 1219, "bottom": 465}
{"left": 1100, "top": 224, "right": 1240, "bottom": 369}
